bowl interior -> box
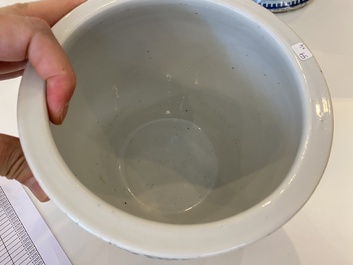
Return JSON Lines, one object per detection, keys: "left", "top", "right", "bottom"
{"left": 50, "top": 1, "right": 303, "bottom": 224}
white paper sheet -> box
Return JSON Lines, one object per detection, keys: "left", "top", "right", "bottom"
{"left": 0, "top": 178, "right": 71, "bottom": 265}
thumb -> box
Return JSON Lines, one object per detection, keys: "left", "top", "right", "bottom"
{"left": 0, "top": 134, "right": 49, "bottom": 202}
{"left": 0, "top": 0, "right": 86, "bottom": 124}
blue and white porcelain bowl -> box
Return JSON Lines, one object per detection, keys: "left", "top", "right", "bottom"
{"left": 254, "top": 0, "right": 312, "bottom": 12}
{"left": 18, "top": 0, "right": 332, "bottom": 259}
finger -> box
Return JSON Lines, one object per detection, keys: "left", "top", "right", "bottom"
{"left": 0, "top": 134, "right": 49, "bottom": 202}
{"left": 0, "top": 60, "right": 26, "bottom": 80}
{"left": 0, "top": 69, "right": 24, "bottom": 81}
{"left": 27, "top": 17, "right": 75, "bottom": 124}
{"left": 0, "top": 0, "right": 87, "bottom": 124}
{"left": 0, "top": 60, "right": 27, "bottom": 74}
{"left": 0, "top": 15, "right": 75, "bottom": 124}
{"left": 0, "top": 0, "right": 87, "bottom": 27}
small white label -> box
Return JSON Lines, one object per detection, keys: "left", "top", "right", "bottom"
{"left": 292, "top": 43, "right": 313, "bottom": 61}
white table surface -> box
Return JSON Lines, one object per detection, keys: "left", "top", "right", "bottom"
{"left": 1, "top": 0, "right": 353, "bottom": 264}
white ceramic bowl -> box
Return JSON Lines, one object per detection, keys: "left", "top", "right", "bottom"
{"left": 18, "top": 0, "right": 333, "bottom": 259}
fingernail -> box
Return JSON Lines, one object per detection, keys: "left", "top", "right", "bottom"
{"left": 60, "top": 103, "right": 69, "bottom": 123}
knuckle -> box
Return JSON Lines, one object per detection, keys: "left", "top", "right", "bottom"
{"left": 23, "top": 16, "right": 51, "bottom": 36}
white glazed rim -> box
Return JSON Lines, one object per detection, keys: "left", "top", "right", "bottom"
{"left": 17, "top": 0, "right": 333, "bottom": 259}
